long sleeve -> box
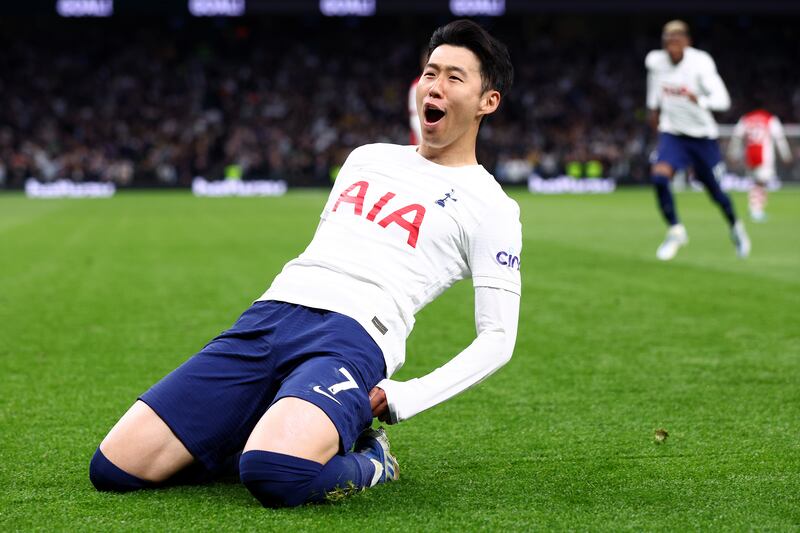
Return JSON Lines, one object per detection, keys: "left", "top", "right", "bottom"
{"left": 375, "top": 286, "right": 519, "bottom": 423}
{"left": 727, "top": 118, "right": 745, "bottom": 160}
{"left": 645, "top": 52, "right": 660, "bottom": 111}
{"left": 696, "top": 56, "right": 730, "bottom": 112}
{"left": 770, "top": 117, "right": 793, "bottom": 163}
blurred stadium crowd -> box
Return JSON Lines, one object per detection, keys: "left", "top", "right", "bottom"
{"left": 1, "top": 15, "right": 798, "bottom": 188}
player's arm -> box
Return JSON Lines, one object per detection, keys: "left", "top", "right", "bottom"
{"left": 727, "top": 119, "right": 745, "bottom": 161}
{"left": 771, "top": 117, "right": 793, "bottom": 164}
{"left": 695, "top": 55, "right": 730, "bottom": 112}
{"left": 371, "top": 286, "right": 519, "bottom": 423}
{"left": 372, "top": 198, "right": 522, "bottom": 423}
{"left": 644, "top": 52, "right": 660, "bottom": 132}
{"left": 648, "top": 109, "right": 660, "bottom": 133}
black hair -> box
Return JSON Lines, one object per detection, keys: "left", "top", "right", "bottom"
{"left": 427, "top": 19, "right": 514, "bottom": 96}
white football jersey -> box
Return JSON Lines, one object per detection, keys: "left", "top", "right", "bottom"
{"left": 259, "top": 143, "right": 522, "bottom": 378}
{"left": 646, "top": 46, "right": 731, "bottom": 139}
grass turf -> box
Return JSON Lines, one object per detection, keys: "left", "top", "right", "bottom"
{"left": 1, "top": 188, "right": 799, "bottom": 531}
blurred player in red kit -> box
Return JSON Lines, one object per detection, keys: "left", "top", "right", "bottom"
{"left": 408, "top": 51, "right": 427, "bottom": 144}
{"left": 728, "top": 108, "right": 793, "bottom": 222}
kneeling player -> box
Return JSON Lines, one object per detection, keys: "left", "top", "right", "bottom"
{"left": 90, "top": 19, "right": 521, "bottom": 507}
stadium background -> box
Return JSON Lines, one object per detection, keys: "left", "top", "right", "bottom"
{"left": 2, "top": 0, "right": 800, "bottom": 190}
{"left": 2, "top": 1, "right": 799, "bottom": 531}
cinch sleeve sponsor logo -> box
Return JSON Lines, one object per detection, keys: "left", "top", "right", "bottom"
{"left": 495, "top": 251, "right": 521, "bottom": 270}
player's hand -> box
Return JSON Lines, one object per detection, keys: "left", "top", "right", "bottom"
{"left": 684, "top": 90, "right": 699, "bottom": 104}
{"left": 648, "top": 110, "right": 659, "bottom": 132}
{"left": 369, "top": 386, "right": 390, "bottom": 422}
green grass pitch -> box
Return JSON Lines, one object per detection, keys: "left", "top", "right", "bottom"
{"left": 1, "top": 188, "right": 799, "bottom": 531}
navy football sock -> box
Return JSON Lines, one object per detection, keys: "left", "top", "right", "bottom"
{"left": 696, "top": 171, "right": 737, "bottom": 226}
{"left": 89, "top": 448, "right": 154, "bottom": 492}
{"left": 240, "top": 450, "right": 375, "bottom": 507}
{"left": 311, "top": 452, "right": 375, "bottom": 501}
{"left": 240, "top": 451, "right": 322, "bottom": 507}
{"left": 652, "top": 174, "right": 679, "bottom": 225}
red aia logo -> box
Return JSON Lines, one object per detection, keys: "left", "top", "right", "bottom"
{"left": 662, "top": 85, "right": 691, "bottom": 98}
{"left": 333, "top": 181, "right": 426, "bottom": 248}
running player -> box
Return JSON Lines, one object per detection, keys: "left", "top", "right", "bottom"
{"left": 89, "top": 20, "right": 520, "bottom": 508}
{"left": 646, "top": 19, "right": 750, "bottom": 260}
{"left": 728, "top": 108, "right": 793, "bottom": 221}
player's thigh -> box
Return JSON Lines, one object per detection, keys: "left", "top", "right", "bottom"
{"left": 100, "top": 400, "right": 194, "bottom": 482}
{"left": 652, "top": 133, "right": 690, "bottom": 177}
{"left": 133, "top": 303, "right": 294, "bottom": 473}
{"left": 244, "top": 397, "right": 340, "bottom": 464}
{"left": 689, "top": 139, "right": 723, "bottom": 182}
{"left": 243, "top": 354, "right": 380, "bottom": 464}
{"left": 753, "top": 165, "right": 773, "bottom": 185}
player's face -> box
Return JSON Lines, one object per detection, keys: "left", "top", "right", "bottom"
{"left": 662, "top": 31, "right": 689, "bottom": 62}
{"left": 416, "top": 45, "right": 499, "bottom": 150}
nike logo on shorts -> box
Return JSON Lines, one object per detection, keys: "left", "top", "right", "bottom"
{"left": 312, "top": 385, "right": 343, "bottom": 405}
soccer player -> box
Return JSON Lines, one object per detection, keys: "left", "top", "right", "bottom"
{"left": 89, "top": 20, "right": 520, "bottom": 508}
{"left": 646, "top": 20, "right": 750, "bottom": 260}
{"left": 728, "top": 108, "right": 793, "bottom": 221}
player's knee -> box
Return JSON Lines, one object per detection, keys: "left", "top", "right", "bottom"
{"left": 239, "top": 450, "right": 322, "bottom": 508}
{"left": 89, "top": 447, "right": 154, "bottom": 492}
{"left": 651, "top": 162, "right": 673, "bottom": 179}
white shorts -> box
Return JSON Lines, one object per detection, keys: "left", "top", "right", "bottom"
{"left": 748, "top": 164, "right": 776, "bottom": 185}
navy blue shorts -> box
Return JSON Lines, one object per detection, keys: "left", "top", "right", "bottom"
{"left": 139, "top": 301, "right": 386, "bottom": 471}
{"left": 653, "top": 132, "right": 723, "bottom": 180}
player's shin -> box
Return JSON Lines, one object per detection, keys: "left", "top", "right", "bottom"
{"left": 652, "top": 174, "right": 679, "bottom": 225}
{"left": 748, "top": 184, "right": 767, "bottom": 220}
{"left": 695, "top": 169, "right": 737, "bottom": 226}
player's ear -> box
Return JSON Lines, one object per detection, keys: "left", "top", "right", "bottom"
{"left": 478, "top": 90, "right": 501, "bottom": 117}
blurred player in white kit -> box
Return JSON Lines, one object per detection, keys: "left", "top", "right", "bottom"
{"left": 728, "top": 108, "right": 793, "bottom": 221}
{"left": 646, "top": 19, "right": 750, "bottom": 260}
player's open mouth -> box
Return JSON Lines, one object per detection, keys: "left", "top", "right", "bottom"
{"left": 423, "top": 104, "right": 446, "bottom": 125}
